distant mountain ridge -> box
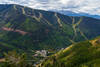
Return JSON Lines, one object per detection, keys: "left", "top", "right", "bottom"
{"left": 0, "top": 4, "right": 100, "bottom": 57}
{"left": 53, "top": 10, "right": 100, "bottom": 19}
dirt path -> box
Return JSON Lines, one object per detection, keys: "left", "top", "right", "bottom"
{"left": 2, "top": 27, "right": 28, "bottom": 35}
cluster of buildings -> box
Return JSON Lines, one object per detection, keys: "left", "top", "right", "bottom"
{"left": 34, "top": 50, "right": 47, "bottom": 57}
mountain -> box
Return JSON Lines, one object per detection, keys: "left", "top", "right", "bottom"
{"left": 39, "top": 37, "right": 100, "bottom": 67}
{"left": 0, "top": 4, "right": 100, "bottom": 57}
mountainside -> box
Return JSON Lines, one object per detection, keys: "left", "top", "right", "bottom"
{"left": 0, "top": 4, "right": 100, "bottom": 56}
{"left": 40, "top": 37, "right": 100, "bottom": 67}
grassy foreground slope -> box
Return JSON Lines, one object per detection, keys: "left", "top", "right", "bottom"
{"left": 40, "top": 37, "right": 100, "bottom": 67}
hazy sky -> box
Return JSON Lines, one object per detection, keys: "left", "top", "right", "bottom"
{"left": 0, "top": 0, "right": 100, "bottom": 15}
